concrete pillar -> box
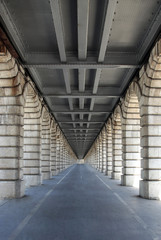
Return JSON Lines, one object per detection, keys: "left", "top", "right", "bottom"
{"left": 41, "top": 110, "right": 51, "bottom": 180}
{"left": 139, "top": 40, "right": 161, "bottom": 199}
{"left": 59, "top": 134, "right": 64, "bottom": 171}
{"left": 121, "top": 91, "right": 141, "bottom": 187}
{"left": 65, "top": 146, "right": 68, "bottom": 168}
{"left": 0, "top": 44, "right": 25, "bottom": 198}
{"left": 106, "top": 121, "right": 112, "bottom": 176}
{"left": 111, "top": 111, "right": 122, "bottom": 180}
{"left": 99, "top": 135, "right": 103, "bottom": 172}
{"left": 102, "top": 128, "right": 107, "bottom": 173}
{"left": 23, "top": 87, "right": 42, "bottom": 187}
{"left": 50, "top": 122, "right": 57, "bottom": 175}
{"left": 96, "top": 139, "right": 99, "bottom": 170}
{"left": 56, "top": 128, "right": 60, "bottom": 173}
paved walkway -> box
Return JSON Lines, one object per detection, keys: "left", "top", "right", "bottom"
{"left": 0, "top": 164, "right": 161, "bottom": 240}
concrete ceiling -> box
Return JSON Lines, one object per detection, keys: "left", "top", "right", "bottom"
{"left": 0, "top": 0, "right": 161, "bottom": 158}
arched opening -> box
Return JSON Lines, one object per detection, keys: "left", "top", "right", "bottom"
{"left": 23, "top": 86, "right": 42, "bottom": 187}
{"left": 41, "top": 109, "right": 51, "bottom": 180}
{"left": 121, "top": 92, "right": 141, "bottom": 188}
{"left": 111, "top": 111, "right": 122, "bottom": 180}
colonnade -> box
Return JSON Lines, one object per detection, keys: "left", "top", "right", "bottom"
{"left": 85, "top": 38, "right": 161, "bottom": 200}
{"left": 0, "top": 41, "right": 76, "bottom": 199}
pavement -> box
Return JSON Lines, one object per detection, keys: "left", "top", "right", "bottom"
{"left": 0, "top": 164, "right": 161, "bottom": 240}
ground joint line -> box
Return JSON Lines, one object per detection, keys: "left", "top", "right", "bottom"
{"left": 57, "top": 165, "right": 75, "bottom": 184}
{"left": 96, "top": 174, "right": 158, "bottom": 240}
{"left": 8, "top": 166, "right": 75, "bottom": 240}
{"left": 96, "top": 175, "right": 112, "bottom": 190}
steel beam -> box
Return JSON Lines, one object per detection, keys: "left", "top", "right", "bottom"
{"left": 59, "top": 121, "right": 104, "bottom": 123}
{"left": 98, "top": 0, "right": 117, "bottom": 62}
{"left": 49, "top": 0, "right": 66, "bottom": 62}
{"left": 44, "top": 93, "right": 120, "bottom": 98}
{"left": 23, "top": 63, "right": 139, "bottom": 69}
{"left": 52, "top": 111, "right": 111, "bottom": 114}
{"left": 77, "top": 0, "right": 89, "bottom": 60}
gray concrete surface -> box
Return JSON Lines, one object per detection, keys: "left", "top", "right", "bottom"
{"left": 0, "top": 164, "right": 161, "bottom": 240}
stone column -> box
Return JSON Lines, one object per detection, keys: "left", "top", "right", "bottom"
{"left": 99, "top": 135, "right": 103, "bottom": 172}
{"left": 41, "top": 111, "right": 51, "bottom": 180}
{"left": 64, "top": 140, "right": 68, "bottom": 168}
{"left": 102, "top": 128, "right": 107, "bottom": 173}
{"left": 0, "top": 43, "right": 25, "bottom": 198}
{"left": 56, "top": 128, "right": 60, "bottom": 174}
{"left": 23, "top": 88, "right": 42, "bottom": 187}
{"left": 139, "top": 39, "right": 161, "bottom": 199}
{"left": 111, "top": 111, "right": 122, "bottom": 180}
{"left": 121, "top": 90, "right": 141, "bottom": 187}
{"left": 59, "top": 134, "right": 64, "bottom": 171}
{"left": 50, "top": 122, "right": 57, "bottom": 175}
{"left": 96, "top": 139, "right": 99, "bottom": 170}
{"left": 106, "top": 122, "right": 112, "bottom": 176}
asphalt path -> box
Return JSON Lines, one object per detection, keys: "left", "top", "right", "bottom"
{"left": 0, "top": 164, "right": 161, "bottom": 240}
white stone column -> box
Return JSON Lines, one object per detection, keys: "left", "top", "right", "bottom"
{"left": 96, "top": 139, "right": 99, "bottom": 170}
{"left": 50, "top": 122, "right": 57, "bottom": 175}
{"left": 99, "top": 135, "right": 103, "bottom": 172}
{"left": 59, "top": 134, "right": 64, "bottom": 171}
{"left": 23, "top": 88, "right": 42, "bottom": 187}
{"left": 0, "top": 43, "right": 25, "bottom": 198}
{"left": 41, "top": 110, "right": 51, "bottom": 180}
{"left": 102, "top": 128, "right": 107, "bottom": 173}
{"left": 139, "top": 40, "right": 161, "bottom": 199}
{"left": 56, "top": 128, "right": 60, "bottom": 174}
{"left": 106, "top": 122, "right": 112, "bottom": 176}
{"left": 111, "top": 111, "right": 122, "bottom": 180}
{"left": 121, "top": 90, "right": 141, "bottom": 187}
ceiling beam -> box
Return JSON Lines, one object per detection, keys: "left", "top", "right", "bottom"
{"left": 98, "top": 0, "right": 117, "bottom": 62}
{"left": 49, "top": 0, "right": 77, "bottom": 131}
{"left": 52, "top": 111, "right": 111, "bottom": 114}
{"left": 65, "top": 133, "right": 97, "bottom": 136}
{"left": 25, "top": 52, "right": 138, "bottom": 64}
{"left": 59, "top": 121, "right": 104, "bottom": 123}
{"left": 44, "top": 93, "right": 120, "bottom": 98}
{"left": 77, "top": 0, "right": 89, "bottom": 60}
{"left": 63, "top": 69, "right": 71, "bottom": 94}
{"left": 69, "top": 140, "right": 92, "bottom": 142}
{"left": 87, "top": 0, "right": 117, "bottom": 129}
{"left": 77, "top": 0, "right": 89, "bottom": 119}
{"left": 62, "top": 129, "right": 99, "bottom": 131}
{"left": 49, "top": 0, "right": 66, "bottom": 62}
{"left": 24, "top": 63, "right": 139, "bottom": 69}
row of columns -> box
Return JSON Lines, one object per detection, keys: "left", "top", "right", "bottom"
{"left": 0, "top": 41, "right": 77, "bottom": 199}
{"left": 85, "top": 37, "right": 161, "bottom": 200}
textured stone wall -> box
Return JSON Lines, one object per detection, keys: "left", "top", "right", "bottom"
{"left": 0, "top": 42, "right": 77, "bottom": 199}
{"left": 111, "top": 108, "right": 122, "bottom": 180}
{"left": 105, "top": 120, "right": 112, "bottom": 176}
{"left": 85, "top": 37, "right": 161, "bottom": 200}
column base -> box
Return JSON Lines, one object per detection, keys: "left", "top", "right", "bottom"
{"left": 106, "top": 170, "right": 112, "bottom": 176}
{"left": 111, "top": 172, "right": 121, "bottom": 180}
{"left": 139, "top": 180, "right": 161, "bottom": 200}
{"left": 121, "top": 175, "right": 140, "bottom": 187}
{"left": 52, "top": 170, "right": 57, "bottom": 176}
{"left": 42, "top": 172, "right": 52, "bottom": 180}
{"left": 24, "top": 174, "right": 42, "bottom": 188}
{"left": 0, "top": 180, "right": 25, "bottom": 199}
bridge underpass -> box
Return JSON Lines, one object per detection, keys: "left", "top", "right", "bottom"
{"left": 0, "top": 0, "right": 161, "bottom": 239}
